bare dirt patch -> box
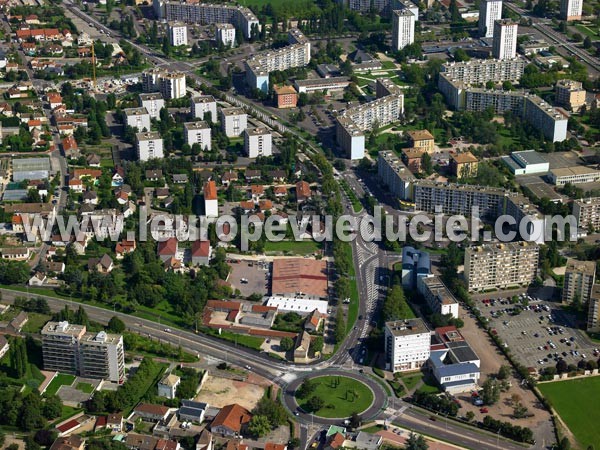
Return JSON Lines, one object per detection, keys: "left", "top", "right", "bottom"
{"left": 196, "top": 373, "right": 267, "bottom": 410}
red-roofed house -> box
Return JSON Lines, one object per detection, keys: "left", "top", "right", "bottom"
{"left": 210, "top": 404, "right": 252, "bottom": 437}
{"left": 134, "top": 403, "right": 170, "bottom": 422}
{"left": 62, "top": 135, "right": 79, "bottom": 158}
{"left": 325, "top": 433, "right": 345, "bottom": 450}
{"left": 47, "top": 92, "right": 63, "bottom": 109}
{"left": 204, "top": 180, "right": 218, "bottom": 217}
{"left": 55, "top": 419, "right": 83, "bottom": 437}
{"left": 191, "top": 240, "right": 212, "bottom": 266}
{"left": 296, "top": 181, "right": 311, "bottom": 203}
{"left": 157, "top": 237, "right": 178, "bottom": 262}
{"left": 116, "top": 239, "right": 136, "bottom": 259}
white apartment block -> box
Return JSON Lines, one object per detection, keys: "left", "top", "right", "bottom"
{"left": 562, "top": 258, "right": 596, "bottom": 305}
{"left": 160, "top": 72, "right": 186, "bottom": 99}
{"left": 479, "top": 0, "right": 502, "bottom": 37}
{"left": 136, "top": 132, "right": 164, "bottom": 161}
{"left": 244, "top": 127, "right": 272, "bottom": 158}
{"left": 417, "top": 275, "right": 460, "bottom": 319}
{"left": 464, "top": 242, "right": 539, "bottom": 292}
{"left": 555, "top": 79, "right": 586, "bottom": 112}
{"left": 245, "top": 28, "right": 311, "bottom": 92}
{"left": 220, "top": 107, "right": 247, "bottom": 137}
{"left": 184, "top": 121, "right": 211, "bottom": 150}
{"left": 492, "top": 19, "right": 517, "bottom": 60}
{"left": 394, "top": 0, "right": 419, "bottom": 20}
{"left": 385, "top": 319, "right": 431, "bottom": 372}
{"left": 523, "top": 96, "right": 568, "bottom": 142}
{"left": 392, "top": 9, "right": 415, "bottom": 51}
{"left": 573, "top": 197, "right": 600, "bottom": 232}
{"left": 191, "top": 95, "right": 218, "bottom": 122}
{"left": 377, "top": 150, "right": 415, "bottom": 200}
{"left": 560, "top": 0, "right": 583, "bottom": 20}
{"left": 216, "top": 23, "right": 236, "bottom": 47}
{"left": 155, "top": 0, "right": 259, "bottom": 39}
{"left": 587, "top": 285, "right": 600, "bottom": 332}
{"left": 168, "top": 21, "right": 188, "bottom": 46}
{"left": 139, "top": 93, "right": 165, "bottom": 120}
{"left": 440, "top": 58, "right": 526, "bottom": 86}
{"left": 41, "top": 321, "right": 125, "bottom": 384}
{"left": 336, "top": 93, "right": 404, "bottom": 159}
{"left": 347, "top": 0, "right": 390, "bottom": 12}
{"left": 124, "top": 107, "right": 151, "bottom": 131}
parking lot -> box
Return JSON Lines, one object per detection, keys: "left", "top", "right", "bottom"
{"left": 476, "top": 294, "right": 598, "bottom": 370}
{"left": 228, "top": 259, "right": 269, "bottom": 297}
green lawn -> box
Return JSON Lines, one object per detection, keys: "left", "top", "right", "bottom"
{"left": 296, "top": 375, "right": 374, "bottom": 418}
{"left": 76, "top": 382, "right": 95, "bottom": 394}
{"left": 45, "top": 373, "right": 76, "bottom": 396}
{"left": 539, "top": 377, "right": 600, "bottom": 447}
{"left": 381, "top": 61, "right": 397, "bottom": 70}
{"left": 573, "top": 23, "right": 599, "bottom": 38}
{"left": 21, "top": 312, "right": 52, "bottom": 333}
{"left": 264, "top": 240, "right": 322, "bottom": 255}
{"left": 398, "top": 372, "right": 423, "bottom": 392}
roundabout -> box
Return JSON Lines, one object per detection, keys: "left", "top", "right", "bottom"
{"left": 283, "top": 369, "right": 388, "bottom": 424}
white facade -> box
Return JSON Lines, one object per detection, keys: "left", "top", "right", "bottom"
{"left": 392, "top": 9, "right": 415, "bottom": 51}
{"left": 136, "top": 132, "right": 164, "bottom": 161}
{"left": 184, "top": 121, "right": 211, "bottom": 150}
{"left": 501, "top": 150, "right": 549, "bottom": 175}
{"left": 244, "top": 127, "right": 272, "bottom": 158}
{"left": 265, "top": 296, "right": 329, "bottom": 315}
{"left": 191, "top": 95, "right": 218, "bottom": 122}
{"left": 124, "top": 107, "right": 151, "bottom": 132}
{"left": 168, "top": 21, "right": 188, "bottom": 46}
{"left": 158, "top": 373, "right": 181, "bottom": 399}
{"left": 377, "top": 151, "right": 415, "bottom": 200}
{"left": 479, "top": 0, "right": 502, "bottom": 37}
{"left": 220, "top": 107, "right": 247, "bottom": 137}
{"left": 560, "top": 0, "right": 583, "bottom": 20}
{"left": 139, "top": 93, "right": 165, "bottom": 120}
{"left": 492, "top": 20, "right": 517, "bottom": 60}
{"left": 160, "top": 72, "right": 186, "bottom": 99}
{"left": 385, "top": 319, "right": 431, "bottom": 373}
{"left": 215, "top": 23, "right": 236, "bottom": 47}
{"left": 79, "top": 332, "right": 125, "bottom": 384}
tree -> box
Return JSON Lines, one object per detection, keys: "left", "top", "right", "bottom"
{"left": 481, "top": 378, "right": 500, "bottom": 405}
{"left": 107, "top": 316, "right": 126, "bottom": 333}
{"left": 465, "top": 411, "right": 475, "bottom": 422}
{"left": 556, "top": 359, "right": 568, "bottom": 374}
{"left": 252, "top": 397, "right": 288, "bottom": 426}
{"left": 297, "top": 379, "right": 316, "bottom": 399}
{"left": 497, "top": 365, "right": 511, "bottom": 380}
{"left": 307, "top": 395, "right": 324, "bottom": 412}
{"left": 421, "top": 152, "right": 433, "bottom": 174}
{"left": 558, "top": 437, "right": 571, "bottom": 450}
{"left": 583, "top": 36, "right": 592, "bottom": 49}
{"left": 289, "top": 437, "right": 301, "bottom": 449}
{"left": 280, "top": 337, "right": 294, "bottom": 351}
{"left": 405, "top": 432, "right": 428, "bottom": 450}
{"left": 248, "top": 415, "right": 271, "bottom": 437}
{"left": 310, "top": 336, "right": 324, "bottom": 354}
{"left": 42, "top": 395, "right": 62, "bottom": 420}
{"left": 349, "top": 412, "right": 362, "bottom": 429}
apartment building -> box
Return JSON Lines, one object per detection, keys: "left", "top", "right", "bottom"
{"left": 336, "top": 93, "right": 404, "bottom": 159}
{"left": 376, "top": 78, "right": 403, "bottom": 98}
{"left": 155, "top": 0, "right": 259, "bottom": 39}
{"left": 191, "top": 95, "right": 217, "bottom": 122}
{"left": 167, "top": 21, "right": 188, "bottom": 46}
{"left": 215, "top": 23, "right": 236, "bottom": 47}
{"left": 142, "top": 68, "right": 163, "bottom": 92}
{"left": 391, "top": 9, "right": 415, "bottom": 51}
{"left": 274, "top": 85, "right": 298, "bottom": 109}
{"left": 562, "top": 258, "right": 596, "bottom": 305}
{"left": 402, "top": 147, "right": 425, "bottom": 173}
{"left": 479, "top": 0, "right": 502, "bottom": 37}
{"left": 586, "top": 285, "right": 600, "bottom": 332}
{"left": 184, "top": 121, "right": 211, "bottom": 150}
{"left": 394, "top": 0, "right": 419, "bottom": 19}
{"left": 440, "top": 58, "right": 526, "bottom": 85}
{"left": 406, "top": 130, "right": 435, "bottom": 154}
{"left": 346, "top": 0, "right": 390, "bottom": 12}
{"left": 377, "top": 150, "right": 415, "bottom": 200}
{"left": 555, "top": 79, "right": 586, "bottom": 112}
{"left": 220, "top": 107, "right": 248, "bottom": 137}
{"left": 136, "top": 132, "right": 164, "bottom": 161}
{"left": 572, "top": 197, "right": 600, "bottom": 232}
{"left": 549, "top": 166, "right": 600, "bottom": 185}
{"left": 492, "top": 19, "right": 517, "bottom": 60}
{"left": 523, "top": 95, "right": 568, "bottom": 142}
{"left": 41, "top": 321, "right": 125, "bottom": 383}
{"left": 244, "top": 127, "right": 272, "bottom": 158}
{"left": 159, "top": 72, "right": 186, "bottom": 99}
{"left": 385, "top": 319, "right": 431, "bottom": 372}
{"left": 124, "top": 107, "right": 151, "bottom": 132}
{"left": 401, "top": 246, "right": 431, "bottom": 288}
{"left": 449, "top": 151, "right": 478, "bottom": 178}
{"left": 139, "top": 93, "right": 165, "bottom": 120}
{"left": 418, "top": 275, "right": 459, "bottom": 319}
{"left": 245, "top": 28, "right": 310, "bottom": 92}
{"left": 464, "top": 242, "right": 539, "bottom": 292}
{"left": 559, "top": 0, "right": 583, "bottom": 20}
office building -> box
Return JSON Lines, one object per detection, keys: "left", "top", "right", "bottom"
{"left": 479, "top": 0, "right": 502, "bottom": 38}
{"left": 586, "top": 285, "right": 600, "bottom": 332}
{"left": 220, "top": 107, "right": 247, "bottom": 137}
{"left": 406, "top": 130, "right": 435, "bottom": 154}
{"left": 563, "top": 258, "right": 596, "bottom": 305}
{"left": 464, "top": 242, "right": 539, "bottom": 292}
{"left": 391, "top": 9, "right": 415, "bottom": 51}
{"left": 139, "top": 93, "right": 165, "bottom": 120}
{"left": 12, "top": 157, "right": 51, "bottom": 182}
{"left": 418, "top": 276, "right": 459, "bottom": 319}
{"left": 572, "top": 197, "right": 600, "bottom": 232}
{"left": 159, "top": 72, "right": 186, "bottom": 99}
{"left": 124, "top": 107, "right": 151, "bottom": 132}
{"left": 215, "top": 23, "right": 235, "bottom": 47}
{"left": 155, "top": 0, "right": 259, "bottom": 39}
{"left": 385, "top": 319, "right": 431, "bottom": 372}
{"left": 167, "top": 21, "right": 188, "bottom": 46}
{"left": 191, "top": 95, "right": 217, "bottom": 122}
{"left": 549, "top": 166, "right": 600, "bottom": 185}
{"left": 204, "top": 180, "right": 218, "bottom": 217}
{"left": 449, "top": 152, "right": 478, "bottom": 178}
{"left": 245, "top": 29, "right": 310, "bottom": 92}
{"left": 41, "top": 321, "right": 125, "bottom": 383}
{"left": 184, "top": 121, "right": 211, "bottom": 150}
{"left": 555, "top": 79, "right": 586, "bottom": 112}
{"left": 401, "top": 246, "right": 431, "bottom": 288}
{"left": 244, "top": 127, "right": 272, "bottom": 158}
{"left": 136, "top": 132, "right": 164, "bottom": 161}
{"left": 501, "top": 150, "right": 549, "bottom": 175}
{"left": 377, "top": 150, "right": 415, "bottom": 200}
{"left": 559, "top": 0, "right": 583, "bottom": 20}
{"left": 274, "top": 85, "right": 298, "bottom": 109}
{"left": 492, "top": 19, "right": 517, "bottom": 60}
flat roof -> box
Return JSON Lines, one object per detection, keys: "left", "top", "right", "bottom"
{"left": 551, "top": 166, "right": 600, "bottom": 177}
{"left": 265, "top": 296, "right": 328, "bottom": 315}
{"left": 385, "top": 318, "right": 429, "bottom": 336}
{"left": 271, "top": 258, "right": 328, "bottom": 298}
{"left": 512, "top": 150, "right": 548, "bottom": 166}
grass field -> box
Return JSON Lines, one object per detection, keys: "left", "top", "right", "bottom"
{"left": 399, "top": 372, "right": 423, "bottom": 392}
{"left": 296, "top": 376, "right": 374, "bottom": 418}
{"left": 538, "top": 377, "right": 600, "bottom": 447}
{"left": 45, "top": 373, "right": 76, "bottom": 396}
{"left": 264, "top": 240, "right": 322, "bottom": 255}
{"left": 573, "top": 23, "right": 599, "bottom": 38}
{"left": 76, "top": 382, "right": 95, "bottom": 394}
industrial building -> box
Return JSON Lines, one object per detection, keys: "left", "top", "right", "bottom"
{"left": 501, "top": 150, "right": 549, "bottom": 175}
{"left": 12, "top": 157, "right": 51, "bottom": 182}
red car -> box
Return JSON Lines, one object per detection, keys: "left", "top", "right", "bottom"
{"left": 480, "top": 407, "right": 489, "bottom": 413}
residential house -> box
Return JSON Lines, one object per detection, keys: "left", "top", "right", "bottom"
{"left": 250, "top": 185, "right": 264, "bottom": 203}
{"left": 178, "top": 400, "right": 208, "bottom": 423}
{"left": 296, "top": 181, "right": 311, "bottom": 203}
{"left": 112, "top": 167, "right": 125, "bottom": 186}
{"left": 244, "top": 170, "right": 261, "bottom": 182}
{"left": 173, "top": 174, "right": 188, "bottom": 184}
{"left": 269, "top": 170, "right": 286, "bottom": 182}
{"left": 191, "top": 240, "right": 211, "bottom": 266}
{"left": 28, "top": 272, "right": 47, "bottom": 286}
{"left": 196, "top": 430, "right": 213, "bottom": 450}
{"left": 304, "top": 309, "right": 323, "bottom": 332}
{"left": 116, "top": 239, "right": 136, "bottom": 259}
{"left": 125, "top": 433, "right": 159, "bottom": 450}
{"left": 274, "top": 186, "right": 287, "bottom": 198}
{"left": 146, "top": 169, "right": 163, "bottom": 181}
{"left": 1, "top": 247, "right": 31, "bottom": 260}
{"left": 86, "top": 153, "right": 101, "bottom": 167}
{"left": 158, "top": 373, "right": 181, "bottom": 399}
{"left": 210, "top": 404, "right": 252, "bottom": 437}
{"left": 265, "top": 444, "right": 287, "bottom": 450}
{"left": 258, "top": 200, "right": 273, "bottom": 212}
{"left": 10, "top": 311, "right": 28, "bottom": 332}
{"left": 49, "top": 435, "right": 85, "bottom": 450}
{"left": 157, "top": 237, "right": 178, "bottom": 262}
{"left": 221, "top": 171, "right": 238, "bottom": 186}
{"left": 82, "top": 190, "right": 98, "bottom": 205}
{"left": 107, "top": 413, "right": 123, "bottom": 432}
{"left": 134, "top": 403, "right": 170, "bottom": 422}
{"left": 87, "top": 254, "right": 114, "bottom": 274}
{"left": 294, "top": 331, "right": 312, "bottom": 362}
